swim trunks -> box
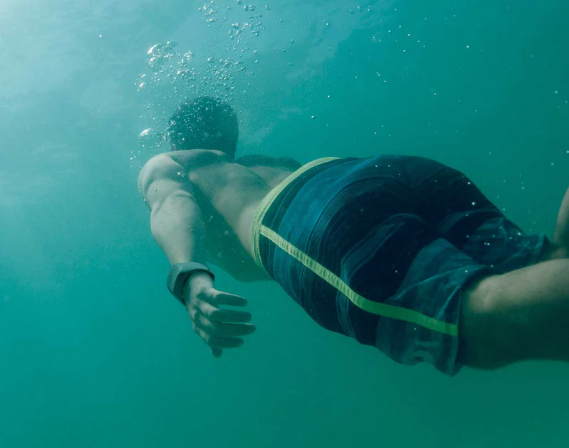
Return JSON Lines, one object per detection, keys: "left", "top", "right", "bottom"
{"left": 252, "top": 155, "right": 549, "bottom": 375}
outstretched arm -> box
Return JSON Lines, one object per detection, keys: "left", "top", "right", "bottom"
{"left": 138, "top": 154, "right": 255, "bottom": 357}
{"left": 138, "top": 154, "right": 207, "bottom": 266}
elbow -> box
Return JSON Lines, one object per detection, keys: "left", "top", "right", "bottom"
{"left": 164, "top": 190, "right": 195, "bottom": 201}
{"left": 151, "top": 190, "right": 196, "bottom": 216}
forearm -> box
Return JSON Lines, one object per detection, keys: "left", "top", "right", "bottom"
{"left": 151, "top": 192, "right": 208, "bottom": 265}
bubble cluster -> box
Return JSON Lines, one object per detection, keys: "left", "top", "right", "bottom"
{"left": 196, "top": 0, "right": 221, "bottom": 26}
{"left": 147, "top": 42, "right": 179, "bottom": 72}
{"left": 179, "top": 50, "right": 194, "bottom": 68}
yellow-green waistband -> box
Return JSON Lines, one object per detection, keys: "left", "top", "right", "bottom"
{"left": 252, "top": 157, "right": 340, "bottom": 273}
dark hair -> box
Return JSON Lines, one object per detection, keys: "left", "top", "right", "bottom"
{"left": 235, "top": 154, "right": 302, "bottom": 171}
{"left": 168, "top": 96, "right": 239, "bottom": 158}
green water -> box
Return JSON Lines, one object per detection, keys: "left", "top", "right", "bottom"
{"left": 1, "top": 0, "right": 568, "bottom": 446}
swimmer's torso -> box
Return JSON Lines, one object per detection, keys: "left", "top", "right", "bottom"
{"left": 170, "top": 149, "right": 273, "bottom": 282}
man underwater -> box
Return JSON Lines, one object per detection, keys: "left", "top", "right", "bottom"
{"left": 139, "top": 96, "right": 569, "bottom": 375}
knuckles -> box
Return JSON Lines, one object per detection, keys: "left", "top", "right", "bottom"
{"left": 196, "top": 288, "right": 215, "bottom": 303}
{"left": 203, "top": 320, "right": 218, "bottom": 334}
{"left": 208, "top": 309, "right": 222, "bottom": 321}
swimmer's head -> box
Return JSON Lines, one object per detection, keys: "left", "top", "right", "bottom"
{"left": 168, "top": 96, "right": 239, "bottom": 158}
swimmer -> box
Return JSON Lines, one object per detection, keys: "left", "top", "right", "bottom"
{"left": 139, "top": 96, "right": 569, "bottom": 375}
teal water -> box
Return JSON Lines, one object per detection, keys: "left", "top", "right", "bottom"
{"left": 1, "top": 1, "right": 568, "bottom": 447}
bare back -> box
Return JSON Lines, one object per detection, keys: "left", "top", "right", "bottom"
{"left": 169, "top": 150, "right": 277, "bottom": 281}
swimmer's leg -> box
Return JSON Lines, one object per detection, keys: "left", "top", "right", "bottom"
{"left": 459, "top": 259, "right": 569, "bottom": 369}
{"left": 460, "top": 188, "right": 569, "bottom": 369}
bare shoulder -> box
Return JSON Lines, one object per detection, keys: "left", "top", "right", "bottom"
{"left": 138, "top": 153, "right": 183, "bottom": 190}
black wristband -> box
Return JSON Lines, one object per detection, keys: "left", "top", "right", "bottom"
{"left": 167, "top": 262, "right": 215, "bottom": 305}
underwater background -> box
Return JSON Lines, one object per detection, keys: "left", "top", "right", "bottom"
{"left": 1, "top": 0, "right": 568, "bottom": 446}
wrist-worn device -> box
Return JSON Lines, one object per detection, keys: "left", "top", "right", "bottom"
{"left": 167, "top": 262, "right": 215, "bottom": 305}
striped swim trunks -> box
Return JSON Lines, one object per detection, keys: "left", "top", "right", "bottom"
{"left": 252, "top": 155, "right": 548, "bottom": 375}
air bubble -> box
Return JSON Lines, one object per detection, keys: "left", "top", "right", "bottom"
{"left": 138, "top": 128, "right": 166, "bottom": 149}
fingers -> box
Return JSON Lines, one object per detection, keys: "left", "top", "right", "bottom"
{"left": 209, "top": 291, "right": 248, "bottom": 307}
{"left": 204, "top": 303, "right": 252, "bottom": 323}
{"left": 188, "top": 292, "right": 255, "bottom": 355}
{"left": 196, "top": 312, "right": 256, "bottom": 338}
{"left": 195, "top": 327, "right": 244, "bottom": 349}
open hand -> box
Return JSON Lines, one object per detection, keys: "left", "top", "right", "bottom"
{"left": 184, "top": 273, "right": 256, "bottom": 357}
